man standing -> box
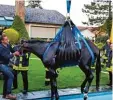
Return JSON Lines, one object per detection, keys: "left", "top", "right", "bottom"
{"left": 0, "top": 34, "right": 19, "bottom": 99}
{"left": 103, "top": 39, "right": 111, "bottom": 57}
{"left": 106, "top": 43, "right": 112, "bottom": 87}
{"left": 12, "top": 44, "right": 30, "bottom": 94}
{"left": 102, "top": 39, "right": 111, "bottom": 66}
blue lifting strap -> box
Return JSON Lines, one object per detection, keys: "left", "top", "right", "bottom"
{"left": 43, "top": 27, "right": 63, "bottom": 59}
{"left": 73, "top": 26, "right": 95, "bottom": 64}
{"left": 66, "top": 0, "right": 71, "bottom": 14}
{"left": 72, "top": 27, "right": 81, "bottom": 49}
{"left": 52, "top": 27, "right": 63, "bottom": 42}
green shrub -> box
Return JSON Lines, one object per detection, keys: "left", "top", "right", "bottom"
{"left": 95, "top": 35, "right": 109, "bottom": 44}
{"left": 95, "top": 42, "right": 104, "bottom": 49}
{"left": 11, "top": 15, "right": 29, "bottom": 40}
{"left": 3, "top": 28, "right": 19, "bottom": 44}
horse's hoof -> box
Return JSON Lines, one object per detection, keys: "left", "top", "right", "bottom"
{"left": 96, "top": 87, "right": 99, "bottom": 91}
{"left": 55, "top": 94, "right": 59, "bottom": 100}
{"left": 51, "top": 97, "right": 54, "bottom": 100}
{"left": 84, "top": 97, "right": 88, "bottom": 100}
{"left": 84, "top": 93, "right": 88, "bottom": 100}
{"left": 51, "top": 95, "right": 54, "bottom": 100}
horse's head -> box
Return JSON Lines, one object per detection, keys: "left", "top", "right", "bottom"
{"left": 20, "top": 39, "right": 31, "bottom": 53}
{"left": 20, "top": 39, "right": 50, "bottom": 58}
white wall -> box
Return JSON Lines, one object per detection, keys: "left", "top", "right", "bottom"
{"left": 27, "top": 24, "right": 61, "bottom": 39}
{"left": 81, "top": 29, "right": 95, "bottom": 40}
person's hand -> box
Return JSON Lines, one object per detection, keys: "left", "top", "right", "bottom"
{"left": 13, "top": 51, "right": 20, "bottom": 56}
{"left": 110, "top": 43, "right": 113, "bottom": 50}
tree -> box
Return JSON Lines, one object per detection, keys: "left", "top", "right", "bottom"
{"left": 11, "top": 15, "right": 29, "bottom": 40}
{"left": 82, "top": 0, "right": 112, "bottom": 26}
{"left": 27, "top": 0, "right": 43, "bottom": 9}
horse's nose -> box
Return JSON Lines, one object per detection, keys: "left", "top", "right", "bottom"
{"left": 23, "top": 43, "right": 28, "bottom": 47}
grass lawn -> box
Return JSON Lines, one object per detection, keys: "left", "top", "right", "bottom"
{"left": 0, "top": 54, "right": 109, "bottom": 94}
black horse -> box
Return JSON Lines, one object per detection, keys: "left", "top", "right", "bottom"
{"left": 21, "top": 39, "right": 101, "bottom": 100}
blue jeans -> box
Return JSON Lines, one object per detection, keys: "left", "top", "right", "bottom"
{"left": 0, "top": 64, "right": 14, "bottom": 95}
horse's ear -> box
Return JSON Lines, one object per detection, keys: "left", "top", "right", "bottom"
{"left": 20, "top": 38, "right": 26, "bottom": 43}
{"left": 20, "top": 39, "right": 24, "bottom": 44}
{"left": 0, "top": 30, "right": 3, "bottom": 35}
{"left": 0, "top": 30, "right": 3, "bottom": 43}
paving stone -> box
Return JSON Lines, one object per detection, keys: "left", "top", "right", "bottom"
{"left": 0, "top": 86, "right": 112, "bottom": 100}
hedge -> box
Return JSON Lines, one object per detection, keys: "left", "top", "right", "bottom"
{"left": 3, "top": 28, "right": 19, "bottom": 44}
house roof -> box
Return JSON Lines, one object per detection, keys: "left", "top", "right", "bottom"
{"left": 0, "top": 4, "right": 65, "bottom": 25}
{"left": 0, "top": 16, "right": 13, "bottom": 26}
{"left": 77, "top": 26, "right": 99, "bottom": 32}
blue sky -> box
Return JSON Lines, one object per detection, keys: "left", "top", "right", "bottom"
{"left": 0, "top": 0, "right": 112, "bottom": 26}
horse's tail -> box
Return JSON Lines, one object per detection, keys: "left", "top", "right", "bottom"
{"left": 95, "top": 50, "right": 101, "bottom": 91}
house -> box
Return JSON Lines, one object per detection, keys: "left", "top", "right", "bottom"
{"left": 78, "top": 26, "right": 96, "bottom": 40}
{"left": 0, "top": 4, "right": 97, "bottom": 40}
{"left": 0, "top": 4, "right": 65, "bottom": 40}
{"left": 81, "top": 29, "right": 95, "bottom": 40}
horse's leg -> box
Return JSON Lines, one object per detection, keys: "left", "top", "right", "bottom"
{"left": 50, "top": 78, "right": 59, "bottom": 100}
{"left": 79, "top": 62, "right": 88, "bottom": 93}
{"left": 79, "top": 62, "right": 94, "bottom": 94}
{"left": 54, "top": 78, "right": 59, "bottom": 100}
{"left": 81, "top": 78, "right": 87, "bottom": 93}
{"left": 50, "top": 78, "right": 54, "bottom": 100}
{"left": 85, "top": 66, "right": 94, "bottom": 93}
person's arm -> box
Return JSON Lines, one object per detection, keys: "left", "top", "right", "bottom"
{"left": 9, "top": 44, "right": 15, "bottom": 53}
{"left": 0, "top": 46, "right": 20, "bottom": 61}
{"left": 0, "top": 47, "right": 14, "bottom": 60}
{"left": 27, "top": 52, "right": 31, "bottom": 59}
{"left": 106, "top": 50, "right": 112, "bottom": 67}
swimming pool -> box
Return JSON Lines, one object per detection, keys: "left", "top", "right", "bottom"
{"left": 38, "top": 91, "right": 112, "bottom": 100}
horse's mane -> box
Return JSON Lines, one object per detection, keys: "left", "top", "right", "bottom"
{"left": 27, "top": 39, "right": 50, "bottom": 43}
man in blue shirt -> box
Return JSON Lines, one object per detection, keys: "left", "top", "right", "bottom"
{"left": 0, "top": 34, "right": 19, "bottom": 99}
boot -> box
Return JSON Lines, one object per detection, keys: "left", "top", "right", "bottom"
{"left": 5, "top": 94, "right": 16, "bottom": 99}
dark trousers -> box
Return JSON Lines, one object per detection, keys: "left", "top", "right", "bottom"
{"left": 3, "top": 76, "right": 8, "bottom": 96}
{"left": 13, "top": 70, "right": 28, "bottom": 91}
{"left": 0, "top": 64, "right": 14, "bottom": 96}
{"left": 109, "top": 72, "right": 112, "bottom": 85}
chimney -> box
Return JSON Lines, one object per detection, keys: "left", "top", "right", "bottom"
{"left": 15, "top": 0, "right": 25, "bottom": 22}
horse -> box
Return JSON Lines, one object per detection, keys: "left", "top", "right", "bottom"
{"left": 20, "top": 39, "right": 101, "bottom": 100}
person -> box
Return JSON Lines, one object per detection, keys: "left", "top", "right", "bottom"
{"left": 101, "top": 39, "right": 111, "bottom": 67}
{"left": 0, "top": 34, "right": 20, "bottom": 99}
{"left": 106, "top": 43, "right": 113, "bottom": 87}
{"left": 11, "top": 44, "right": 30, "bottom": 94}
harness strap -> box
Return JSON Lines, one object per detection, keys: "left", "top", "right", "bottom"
{"left": 73, "top": 25, "right": 95, "bottom": 64}
{"left": 66, "top": 0, "right": 71, "bottom": 14}
{"left": 43, "top": 27, "right": 63, "bottom": 59}
{"left": 53, "top": 27, "right": 63, "bottom": 42}
{"left": 72, "top": 27, "right": 81, "bottom": 49}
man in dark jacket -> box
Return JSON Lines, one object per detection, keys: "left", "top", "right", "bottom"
{"left": 12, "top": 45, "right": 30, "bottom": 94}
{"left": 0, "top": 34, "right": 19, "bottom": 99}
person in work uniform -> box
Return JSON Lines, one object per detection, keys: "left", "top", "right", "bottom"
{"left": 11, "top": 44, "right": 31, "bottom": 94}
{"left": 101, "top": 39, "right": 111, "bottom": 67}
{"left": 106, "top": 43, "right": 112, "bottom": 87}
